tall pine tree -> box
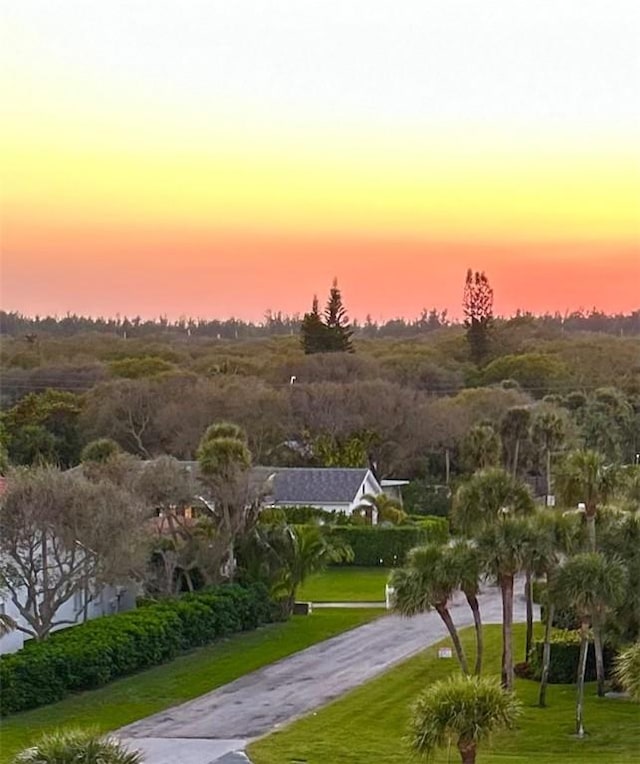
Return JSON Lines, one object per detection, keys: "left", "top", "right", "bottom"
{"left": 463, "top": 269, "right": 494, "bottom": 364}
{"left": 300, "top": 280, "right": 354, "bottom": 354}
{"left": 324, "top": 278, "right": 354, "bottom": 353}
{"left": 300, "top": 295, "right": 328, "bottom": 354}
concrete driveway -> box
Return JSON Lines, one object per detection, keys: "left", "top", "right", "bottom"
{"left": 120, "top": 584, "right": 534, "bottom": 763}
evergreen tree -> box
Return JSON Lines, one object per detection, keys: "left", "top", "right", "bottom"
{"left": 300, "top": 295, "right": 328, "bottom": 354}
{"left": 463, "top": 269, "right": 494, "bottom": 364}
{"left": 323, "top": 278, "right": 354, "bottom": 353}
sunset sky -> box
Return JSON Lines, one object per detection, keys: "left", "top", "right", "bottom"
{"left": 1, "top": 1, "right": 639, "bottom": 321}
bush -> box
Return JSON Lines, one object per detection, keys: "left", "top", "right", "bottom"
{"left": 0, "top": 583, "right": 273, "bottom": 716}
{"left": 323, "top": 519, "right": 448, "bottom": 567}
{"left": 401, "top": 481, "right": 451, "bottom": 517}
{"left": 12, "top": 727, "right": 142, "bottom": 763}
{"left": 530, "top": 629, "right": 616, "bottom": 684}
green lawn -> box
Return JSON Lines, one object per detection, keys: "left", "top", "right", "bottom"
{"left": 298, "top": 567, "right": 390, "bottom": 602}
{"left": 0, "top": 608, "right": 381, "bottom": 763}
{"left": 249, "top": 623, "right": 640, "bottom": 763}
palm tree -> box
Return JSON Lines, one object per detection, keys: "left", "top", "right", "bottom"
{"left": 500, "top": 406, "right": 532, "bottom": 478}
{"left": 13, "top": 728, "right": 142, "bottom": 764}
{"left": 391, "top": 545, "right": 470, "bottom": 675}
{"left": 532, "top": 408, "right": 566, "bottom": 498}
{"left": 477, "top": 517, "right": 534, "bottom": 690}
{"left": 462, "top": 423, "right": 501, "bottom": 472}
{"left": 409, "top": 674, "right": 521, "bottom": 764}
{"left": 556, "top": 449, "right": 618, "bottom": 552}
{"left": 613, "top": 642, "right": 640, "bottom": 701}
{"left": 454, "top": 469, "right": 535, "bottom": 690}
{"left": 447, "top": 540, "right": 484, "bottom": 675}
{"left": 0, "top": 611, "right": 17, "bottom": 638}
{"left": 354, "top": 493, "right": 407, "bottom": 525}
{"left": 452, "top": 468, "right": 535, "bottom": 536}
{"left": 535, "top": 511, "right": 580, "bottom": 707}
{"left": 552, "top": 552, "right": 627, "bottom": 735}
{"left": 242, "top": 524, "right": 352, "bottom": 615}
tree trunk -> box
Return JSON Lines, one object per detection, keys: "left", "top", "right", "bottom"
{"left": 445, "top": 448, "right": 451, "bottom": 486}
{"left": 513, "top": 438, "right": 520, "bottom": 478}
{"left": 525, "top": 569, "right": 534, "bottom": 662}
{"left": 575, "top": 619, "right": 589, "bottom": 738}
{"left": 546, "top": 446, "right": 552, "bottom": 498}
{"left": 465, "top": 592, "right": 483, "bottom": 675}
{"left": 539, "top": 602, "right": 555, "bottom": 707}
{"left": 457, "top": 738, "right": 477, "bottom": 764}
{"left": 593, "top": 617, "right": 606, "bottom": 698}
{"left": 586, "top": 506, "right": 597, "bottom": 553}
{"left": 435, "top": 603, "right": 470, "bottom": 675}
{"left": 500, "top": 574, "right": 515, "bottom": 690}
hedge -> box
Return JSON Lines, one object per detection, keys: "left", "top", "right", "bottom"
{"left": 530, "top": 629, "right": 616, "bottom": 684}
{"left": 323, "top": 518, "right": 449, "bottom": 567}
{"left": 0, "top": 583, "right": 274, "bottom": 716}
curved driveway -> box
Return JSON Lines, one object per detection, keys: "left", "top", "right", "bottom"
{"left": 120, "top": 585, "right": 534, "bottom": 762}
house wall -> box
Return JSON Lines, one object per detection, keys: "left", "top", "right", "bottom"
{"left": 348, "top": 471, "right": 382, "bottom": 513}
{"left": 0, "top": 582, "right": 137, "bottom": 655}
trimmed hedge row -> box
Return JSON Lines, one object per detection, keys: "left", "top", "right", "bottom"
{"left": 323, "top": 519, "right": 449, "bottom": 567}
{"left": 0, "top": 583, "right": 274, "bottom": 716}
{"left": 530, "top": 629, "right": 616, "bottom": 684}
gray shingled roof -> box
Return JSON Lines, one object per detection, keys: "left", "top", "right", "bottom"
{"left": 269, "top": 468, "right": 370, "bottom": 505}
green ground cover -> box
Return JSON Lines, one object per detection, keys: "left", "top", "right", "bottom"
{"left": 0, "top": 608, "right": 380, "bottom": 763}
{"left": 298, "top": 566, "right": 390, "bottom": 602}
{"left": 249, "top": 624, "right": 640, "bottom": 763}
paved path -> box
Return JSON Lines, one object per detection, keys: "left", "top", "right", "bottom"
{"left": 120, "top": 585, "right": 534, "bottom": 763}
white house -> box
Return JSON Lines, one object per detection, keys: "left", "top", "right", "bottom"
{"left": 261, "top": 467, "right": 400, "bottom": 518}
{"left": 0, "top": 580, "right": 136, "bottom": 655}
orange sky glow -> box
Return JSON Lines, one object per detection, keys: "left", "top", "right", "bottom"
{"left": 1, "top": 2, "right": 639, "bottom": 321}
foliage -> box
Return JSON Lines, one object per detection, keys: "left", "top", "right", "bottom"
{"left": 409, "top": 674, "right": 521, "bottom": 763}
{"left": 0, "top": 583, "right": 273, "bottom": 716}
{"left": 463, "top": 269, "right": 494, "bottom": 365}
{"left": 461, "top": 423, "right": 501, "bottom": 472}
{"left": 12, "top": 728, "right": 142, "bottom": 764}
{"left": 80, "top": 438, "right": 122, "bottom": 463}
{"left": 323, "top": 521, "right": 448, "bottom": 567}
{"left": 354, "top": 493, "right": 408, "bottom": 525}
{"left": 480, "top": 353, "right": 571, "bottom": 396}
{"left": 238, "top": 524, "right": 352, "bottom": 615}
{"left": 109, "top": 355, "right": 176, "bottom": 379}
{"left": 2, "top": 390, "right": 83, "bottom": 468}
{"left": 0, "top": 466, "right": 147, "bottom": 640}
{"left": 300, "top": 280, "right": 353, "bottom": 354}
{"left": 530, "top": 631, "right": 616, "bottom": 684}
{"left": 401, "top": 481, "right": 451, "bottom": 517}
{"left": 613, "top": 642, "right": 640, "bottom": 700}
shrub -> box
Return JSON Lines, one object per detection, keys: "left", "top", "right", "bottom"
{"left": 530, "top": 629, "right": 616, "bottom": 684}
{"left": 323, "top": 519, "right": 448, "bottom": 567}
{"left": 12, "top": 727, "right": 142, "bottom": 764}
{"left": 0, "top": 583, "right": 273, "bottom": 716}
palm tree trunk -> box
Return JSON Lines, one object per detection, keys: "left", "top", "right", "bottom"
{"left": 435, "top": 603, "right": 470, "bottom": 675}
{"left": 586, "top": 506, "right": 597, "bottom": 553}
{"left": 593, "top": 617, "right": 606, "bottom": 697}
{"left": 546, "top": 446, "right": 552, "bottom": 498}
{"left": 525, "top": 570, "right": 534, "bottom": 662}
{"left": 500, "top": 573, "right": 515, "bottom": 690}
{"left": 576, "top": 619, "right": 589, "bottom": 738}
{"left": 465, "top": 592, "right": 483, "bottom": 675}
{"left": 445, "top": 448, "right": 451, "bottom": 486}
{"left": 539, "top": 602, "right": 555, "bottom": 707}
{"left": 457, "top": 738, "right": 477, "bottom": 764}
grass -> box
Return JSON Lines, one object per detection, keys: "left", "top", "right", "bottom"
{"left": 249, "top": 623, "right": 640, "bottom": 763}
{"left": 298, "top": 567, "right": 390, "bottom": 602}
{"left": 0, "top": 608, "right": 381, "bottom": 763}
